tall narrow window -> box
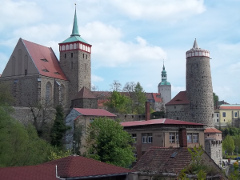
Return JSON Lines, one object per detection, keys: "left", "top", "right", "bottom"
{"left": 223, "top": 112, "right": 226, "bottom": 117}
{"left": 83, "top": 54, "right": 84, "bottom": 58}
{"left": 71, "top": 53, "right": 73, "bottom": 58}
{"left": 45, "top": 82, "right": 52, "bottom": 105}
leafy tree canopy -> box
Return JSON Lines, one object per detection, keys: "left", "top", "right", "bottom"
{"left": 105, "top": 91, "right": 132, "bottom": 114}
{"left": 132, "top": 82, "right": 147, "bottom": 114}
{"left": 85, "top": 117, "right": 135, "bottom": 168}
{"left": 223, "top": 135, "right": 235, "bottom": 154}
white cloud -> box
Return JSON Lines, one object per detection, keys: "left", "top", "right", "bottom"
{"left": 82, "top": 21, "right": 166, "bottom": 67}
{"left": 0, "top": 0, "right": 42, "bottom": 31}
{"left": 110, "top": 0, "right": 205, "bottom": 21}
{"left": 92, "top": 74, "right": 104, "bottom": 82}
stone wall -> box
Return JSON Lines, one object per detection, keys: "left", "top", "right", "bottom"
{"left": 60, "top": 50, "right": 91, "bottom": 103}
{"left": 166, "top": 104, "right": 190, "bottom": 121}
{"left": 186, "top": 56, "right": 214, "bottom": 127}
{"left": 205, "top": 139, "right": 222, "bottom": 166}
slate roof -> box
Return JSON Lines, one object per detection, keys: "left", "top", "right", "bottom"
{"left": 74, "top": 108, "right": 116, "bottom": 117}
{"left": 204, "top": 127, "right": 222, "bottom": 134}
{"left": 0, "top": 155, "right": 131, "bottom": 180}
{"left": 166, "top": 91, "right": 189, "bottom": 105}
{"left": 121, "top": 118, "right": 203, "bottom": 127}
{"left": 73, "top": 87, "right": 96, "bottom": 100}
{"left": 22, "top": 39, "right": 67, "bottom": 80}
{"left": 133, "top": 147, "right": 192, "bottom": 174}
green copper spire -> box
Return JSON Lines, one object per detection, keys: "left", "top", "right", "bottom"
{"left": 71, "top": 6, "right": 80, "bottom": 37}
{"left": 159, "top": 62, "right": 171, "bottom": 86}
{"left": 60, "top": 5, "right": 89, "bottom": 44}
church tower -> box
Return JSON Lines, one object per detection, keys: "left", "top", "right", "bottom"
{"left": 186, "top": 39, "right": 214, "bottom": 127}
{"left": 59, "top": 7, "right": 92, "bottom": 104}
{"left": 158, "top": 63, "right": 171, "bottom": 104}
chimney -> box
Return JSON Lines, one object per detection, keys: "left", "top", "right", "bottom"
{"left": 179, "top": 128, "right": 187, "bottom": 147}
{"left": 145, "top": 101, "right": 150, "bottom": 121}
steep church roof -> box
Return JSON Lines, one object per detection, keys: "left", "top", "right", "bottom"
{"left": 60, "top": 7, "right": 89, "bottom": 45}
{"left": 22, "top": 39, "right": 68, "bottom": 80}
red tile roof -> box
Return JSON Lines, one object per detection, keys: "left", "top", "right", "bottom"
{"left": 121, "top": 118, "right": 203, "bottom": 127}
{"left": 45, "top": 156, "right": 131, "bottom": 178}
{"left": 166, "top": 91, "right": 189, "bottom": 105}
{"left": 73, "top": 87, "right": 96, "bottom": 100}
{"left": 152, "top": 93, "right": 162, "bottom": 103}
{"left": 74, "top": 108, "right": 116, "bottom": 117}
{"left": 0, "top": 156, "right": 131, "bottom": 180}
{"left": 219, "top": 105, "right": 240, "bottom": 110}
{"left": 0, "top": 164, "right": 57, "bottom": 180}
{"left": 133, "top": 147, "right": 192, "bottom": 174}
{"left": 204, "top": 127, "right": 222, "bottom": 133}
{"left": 22, "top": 39, "right": 67, "bottom": 80}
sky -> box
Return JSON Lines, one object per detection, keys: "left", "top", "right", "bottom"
{"left": 0, "top": 0, "right": 240, "bottom": 104}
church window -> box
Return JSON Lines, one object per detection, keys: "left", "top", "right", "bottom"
{"left": 45, "top": 82, "right": 52, "bottom": 105}
{"left": 70, "top": 44, "right": 73, "bottom": 49}
{"left": 66, "top": 45, "right": 69, "bottom": 50}
{"left": 83, "top": 45, "right": 85, "bottom": 50}
{"left": 86, "top": 54, "right": 87, "bottom": 59}
{"left": 25, "top": 69, "right": 27, "bottom": 75}
{"left": 83, "top": 54, "right": 84, "bottom": 58}
{"left": 74, "top": 43, "right": 77, "bottom": 49}
{"left": 62, "top": 45, "right": 65, "bottom": 51}
{"left": 222, "top": 112, "right": 226, "bottom": 117}
{"left": 80, "top": 44, "right": 82, "bottom": 49}
{"left": 65, "top": 53, "right": 66, "bottom": 58}
{"left": 71, "top": 53, "right": 73, "bottom": 58}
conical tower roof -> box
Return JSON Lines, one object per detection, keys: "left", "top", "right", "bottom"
{"left": 60, "top": 6, "right": 89, "bottom": 44}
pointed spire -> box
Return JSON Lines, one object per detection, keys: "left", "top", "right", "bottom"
{"left": 163, "top": 60, "right": 165, "bottom": 70}
{"left": 193, "top": 38, "right": 198, "bottom": 49}
{"left": 71, "top": 4, "right": 80, "bottom": 37}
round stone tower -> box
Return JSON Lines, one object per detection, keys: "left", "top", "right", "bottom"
{"left": 186, "top": 39, "right": 214, "bottom": 127}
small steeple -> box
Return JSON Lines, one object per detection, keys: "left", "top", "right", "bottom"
{"left": 193, "top": 38, "right": 198, "bottom": 49}
{"left": 71, "top": 4, "right": 80, "bottom": 37}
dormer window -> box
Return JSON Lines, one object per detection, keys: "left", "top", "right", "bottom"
{"left": 54, "top": 72, "right": 60, "bottom": 75}
{"left": 41, "top": 58, "right": 48, "bottom": 62}
{"left": 42, "top": 69, "right": 49, "bottom": 72}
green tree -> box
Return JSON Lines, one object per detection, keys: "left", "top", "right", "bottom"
{"left": 213, "top": 92, "right": 219, "bottom": 109}
{"left": 223, "top": 135, "right": 235, "bottom": 155}
{"left": 50, "top": 105, "right": 69, "bottom": 148}
{"left": 105, "top": 91, "right": 132, "bottom": 114}
{"left": 132, "top": 82, "right": 147, "bottom": 114}
{"left": 85, "top": 117, "right": 135, "bottom": 168}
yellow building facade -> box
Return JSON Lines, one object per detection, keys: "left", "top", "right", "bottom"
{"left": 218, "top": 105, "right": 240, "bottom": 127}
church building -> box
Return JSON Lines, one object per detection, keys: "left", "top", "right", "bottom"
{"left": 0, "top": 8, "right": 92, "bottom": 109}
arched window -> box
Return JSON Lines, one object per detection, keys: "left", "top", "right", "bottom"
{"left": 45, "top": 82, "right": 52, "bottom": 104}
{"left": 60, "top": 84, "right": 65, "bottom": 105}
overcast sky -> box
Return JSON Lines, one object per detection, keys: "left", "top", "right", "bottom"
{"left": 0, "top": 0, "right": 240, "bottom": 104}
